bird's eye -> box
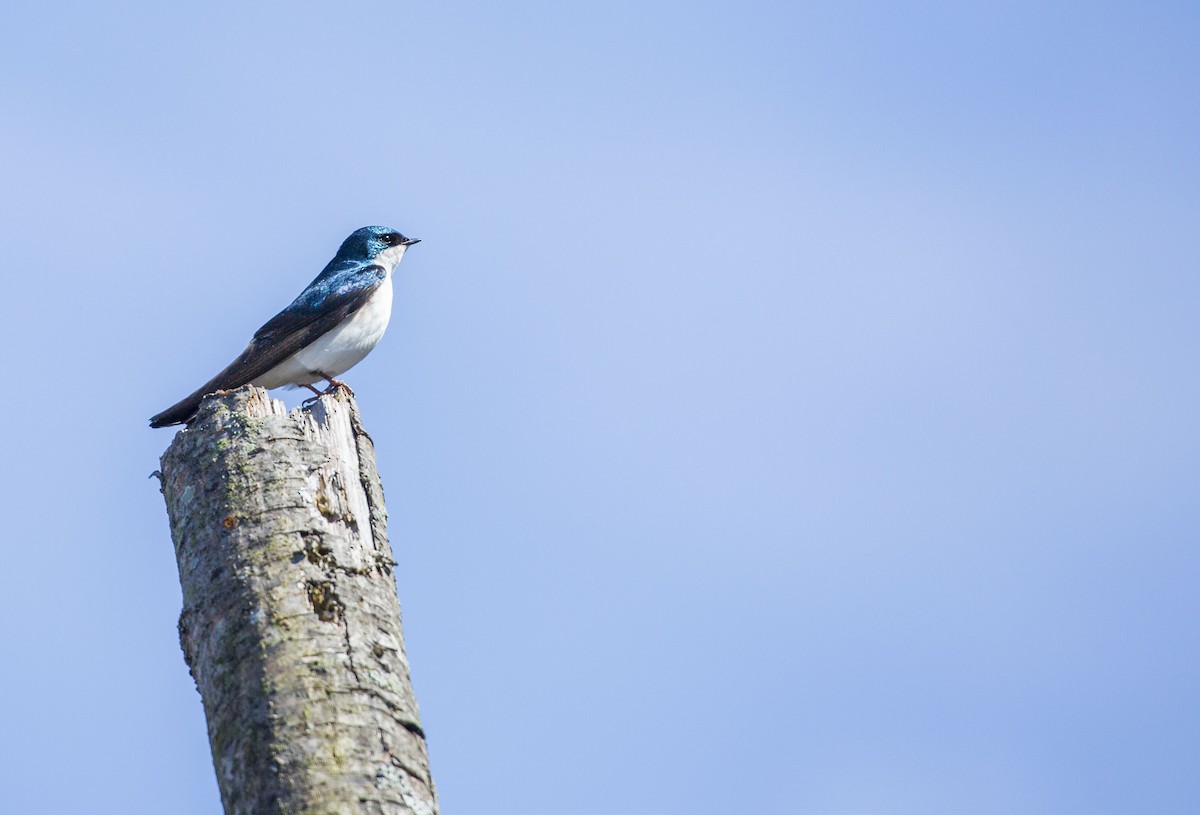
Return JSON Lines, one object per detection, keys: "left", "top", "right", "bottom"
{"left": 381, "top": 234, "right": 395, "bottom": 245}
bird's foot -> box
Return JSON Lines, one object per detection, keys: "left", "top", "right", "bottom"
{"left": 300, "top": 375, "right": 353, "bottom": 408}
{"left": 300, "top": 383, "right": 325, "bottom": 407}
{"left": 322, "top": 376, "right": 355, "bottom": 397}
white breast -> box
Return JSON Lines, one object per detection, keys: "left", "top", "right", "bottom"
{"left": 252, "top": 274, "right": 395, "bottom": 389}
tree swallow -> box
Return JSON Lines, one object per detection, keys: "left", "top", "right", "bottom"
{"left": 149, "top": 225, "right": 419, "bottom": 428}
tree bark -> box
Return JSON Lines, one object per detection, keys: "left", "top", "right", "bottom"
{"left": 158, "top": 386, "right": 438, "bottom": 815}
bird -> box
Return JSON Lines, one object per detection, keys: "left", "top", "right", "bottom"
{"left": 149, "top": 225, "right": 419, "bottom": 428}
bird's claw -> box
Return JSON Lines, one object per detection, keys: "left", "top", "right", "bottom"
{"left": 302, "top": 377, "right": 354, "bottom": 408}
{"left": 323, "top": 378, "right": 355, "bottom": 397}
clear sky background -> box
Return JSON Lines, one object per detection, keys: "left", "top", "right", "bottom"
{"left": 1, "top": 2, "right": 1197, "bottom": 813}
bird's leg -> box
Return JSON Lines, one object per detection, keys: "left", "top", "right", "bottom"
{"left": 301, "top": 374, "right": 354, "bottom": 408}
{"left": 318, "top": 372, "right": 355, "bottom": 397}
{"left": 300, "top": 382, "right": 326, "bottom": 407}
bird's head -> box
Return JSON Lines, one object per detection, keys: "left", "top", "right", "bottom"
{"left": 338, "top": 225, "right": 420, "bottom": 268}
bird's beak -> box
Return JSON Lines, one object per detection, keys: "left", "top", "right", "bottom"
{"left": 401, "top": 237, "right": 421, "bottom": 246}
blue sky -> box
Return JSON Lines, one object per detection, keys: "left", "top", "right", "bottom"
{"left": 1, "top": 2, "right": 1197, "bottom": 813}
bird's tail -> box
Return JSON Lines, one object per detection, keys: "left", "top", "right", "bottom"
{"left": 149, "top": 388, "right": 208, "bottom": 428}
{"left": 149, "top": 364, "right": 245, "bottom": 427}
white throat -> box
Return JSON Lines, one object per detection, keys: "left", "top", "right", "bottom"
{"left": 374, "top": 244, "right": 408, "bottom": 275}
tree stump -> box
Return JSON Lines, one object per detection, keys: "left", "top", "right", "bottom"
{"left": 158, "top": 386, "right": 437, "bottom": 815}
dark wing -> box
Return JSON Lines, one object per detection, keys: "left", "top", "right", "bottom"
{"left": 149, "top": 264, "right": 385, "bottom": 428}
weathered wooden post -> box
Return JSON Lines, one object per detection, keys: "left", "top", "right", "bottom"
{"left": 157, "top": 386, "right": 437, "bottom": 815}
